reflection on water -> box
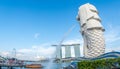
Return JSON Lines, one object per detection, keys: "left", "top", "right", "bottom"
{"left": 1, "top": 62, "right": 70, "bottom": 69}
{"left": 41, "top": 62, "right": 70, "bottom": 69}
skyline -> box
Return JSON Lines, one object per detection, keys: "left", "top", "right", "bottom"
{"left": 0, "top": 0, "right": 120, "bottom": 60}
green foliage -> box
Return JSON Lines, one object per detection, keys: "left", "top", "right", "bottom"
{"left": 78, "top": 58, "right": 120, "bottom": 69}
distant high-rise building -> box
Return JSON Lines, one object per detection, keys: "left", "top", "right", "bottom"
{"left": 53, "top": 44, "right": 80, "bottom": 59}
{"left": 74, "top": 45, "right": 80, "bottom": 57}
{"left": 56, "top": 45, "right": 61, "bottom": 59}
{"left": 65, "top": 46, "right": 71, "bottom": 58}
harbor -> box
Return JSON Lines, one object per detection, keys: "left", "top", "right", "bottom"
{"left": 0, "top": 59, "right": 71, "bottom": 69}
{"left": 0, "top": 0, "right": 120, "bottom": 69}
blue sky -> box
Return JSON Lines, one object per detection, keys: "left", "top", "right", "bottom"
{"left": 0, "top": 0, "right": 120, "bottom": 60}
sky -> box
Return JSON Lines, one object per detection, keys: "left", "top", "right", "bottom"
{"left": 0, "top": 0, "right": 120, "bottom": 60}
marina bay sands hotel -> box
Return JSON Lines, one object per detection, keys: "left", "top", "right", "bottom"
{"left": 52, "top": 44, "right": 80, "bottom": 58}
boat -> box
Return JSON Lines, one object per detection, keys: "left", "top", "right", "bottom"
{"left": 25, "top": 64, "right": 43, "bottom": 68}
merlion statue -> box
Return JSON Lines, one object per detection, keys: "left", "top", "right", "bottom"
{"left": 77, "top": 3, "right": 105, "bottom": 58}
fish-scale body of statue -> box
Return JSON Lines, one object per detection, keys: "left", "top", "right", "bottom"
{"left": 77, "top": 3, "right": 105, "bottom": 58}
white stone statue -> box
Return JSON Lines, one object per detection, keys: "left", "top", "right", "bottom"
{"left": 77, "top": 3, "right": 105, "bottom": 58}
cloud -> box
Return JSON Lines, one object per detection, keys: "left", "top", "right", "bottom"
{"left": 104, "top": 24, "right": 120, "bottom": 52}
{"left": 63, "top": 39, "right": 83, "bottom": 45}
{"left": 0, "top": 42, "right": 56, "bottom": 60}
{"left": 0, "top": 51, "right": 10, "bottom": 57}
{"left": 37, "top": 46, "right": 55, "bottom": 57}
{"left": 34, "top": 33, "right": 40, "bottom": 39}
{"left": 15, "top": 43, "right": 56, "bottom": 60}
{"left": 18, "top": 49, "right": 33, "bottom": 53}
{"left": 106, "top": 46, "right": 120, "bottom": 53}
{"left": 105, "top": 24, "right": 120, "bottom": 43}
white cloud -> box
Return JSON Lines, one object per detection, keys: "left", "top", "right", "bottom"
{"left": 106, "top": 46, "right": 120, "bottom": 53}
{"left": 14, "top": 43, "right": 56, "bottom": 60}
{"left": 63, "top": 39, "right": 83, "bottom": 45}
{"left": 105, "top": 25, "right": 120, "bottom": 43}
{"left": 104, "top": 24, "right": 120, "bottom": 52}
{"left": 0, "top": 51, "right": 10, "bottom": 57}
{"left": 37, "top": 46, "right": 56, "bottom": 57}
{"left": 34, "top": 33, "right": 40, "bottom": 39}
{"left": 0, "top": 43, "right": 56, "bottom": 60}
{"left": 18, "top": 49, "right": 33, "bottom": 53}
